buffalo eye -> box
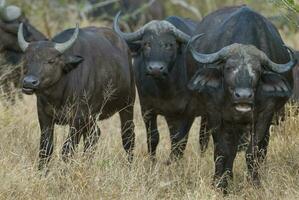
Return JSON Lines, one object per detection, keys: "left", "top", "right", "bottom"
{"left": 143, "top": 41, "right": 151, "bottom": 49}
{"left": 252, "top": 69, "right": 260, "bottom": 76}
{"left": 164, "top": 43, "right": 173, "bottom": 50}
{"left": 47, "top": 58, "right": 56, "bottom": 64}
{"left": 225, "top": 65, "right": 234, "bottom": 72}
{"left": 228, "top": 86, "right": 234, "bottom": 93}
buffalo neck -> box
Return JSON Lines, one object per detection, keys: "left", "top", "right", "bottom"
{"left": 156, "top": 60, "right": 187, "bottom": 94}
{"left": 35, "top": 75, "right": 70, "bottom": 108}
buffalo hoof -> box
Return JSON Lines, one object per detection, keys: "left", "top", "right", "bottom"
{"left": 199, "top": 137, "right": 209, "bottom": 154}
{"left": 164, "top": 159, "right": 172, "bottom": 166}
{"left": 212, "top": 171, "right": 233, "bottom": 195}
{"left": 61, "top": 152, "right": 71, "bottom": 163}
{"left": 37, "top": 164, "right": 50, "bottom": 177}
{"left": 148, "top": 155, "right": 157, "bottom": 164}
{"left": 213, "top": 182, "right": 229, "bottom": 195}
{"left": 164, "top": 154, "right": 182, "bottom": 165}
{"left": 247, "top": 174, "right": 262, "bottom": 188}
{"left": 212, "top": 178, "right": 229, "bottom": 195}
{"left": 200, "top": 144, "right": 208, "bottom": 154}
{"left": 127, "top": 153, "right": 133, "bottom": 163}
{"left": 61, "top": 140, "right": 75, "bottom": 162}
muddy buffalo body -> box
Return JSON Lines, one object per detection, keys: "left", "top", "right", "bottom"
{"left": 114, "top": 13, "right": 208, "bottom": 162}
{"left": 0, "top": 0, "right": 46, "bottom": 103}
{"left": 188, "top": 6, "right": 296, "bottom": 192}
{"left": 18, "top": 24, "right": 135, "bottom": 170}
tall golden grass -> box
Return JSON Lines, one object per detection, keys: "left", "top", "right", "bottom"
{"left": 0, "top": 94, "right": 298, "bottom": 199}
{"left": 0, "top": 0, "right": 298, "bottom": 199}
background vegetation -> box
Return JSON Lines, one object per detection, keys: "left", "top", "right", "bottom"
{"left": 0, "top": 0, "right": 298, "bottom": 199}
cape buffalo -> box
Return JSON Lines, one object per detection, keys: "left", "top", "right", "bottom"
{"left": 18, "top": 24, "right": 135, "bottom": 170}
{"left": 188, "top": 6, "right": 296, "bottom": 192}
{"left": 0, "top": 0, "right": 46, "bottom": 103}
{"left": 114, "top": 12, "right": 205, "bottom": 162}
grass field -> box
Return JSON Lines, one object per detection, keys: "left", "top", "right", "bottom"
{"left": 0, "top": 94, "right": 298, "bottom": 200}
{"left": 0, "top": 0, "right": 299, "bottom": 199}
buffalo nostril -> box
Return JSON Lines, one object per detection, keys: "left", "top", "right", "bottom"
{"left": 235, "top": 92, "right": 241, "bottom": 98}
{"left": 159, "top": 66, "right": 164, "bottom": 71}
{"left": 234, "top": 89, "right": 253, "bottom": 99}
{"left": 32, "top": 80, "right": 39, "bottom": 86}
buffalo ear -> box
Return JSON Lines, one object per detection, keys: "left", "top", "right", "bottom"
{"left": 179, "top": 42, "right": 186, "bottom": 55}
{"left": 63, "top": 55, "right": 84, "bottom": 73}
{"left": 128, "top": 41, "right": 141, "bottom": 57}
{"left": 21, "top": 23, "right": 31, "bottom": 39}
{"left": 188, "top": 67, "right": 222, "bottom": 92}
{"left": 260, "top": 72, "right": 292, "bottom": 97}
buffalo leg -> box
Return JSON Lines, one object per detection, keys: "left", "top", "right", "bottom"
{"left": 212, "top": 126, "right": 240, "bottom": 193}
{"left": 246, "top": 113, "right": 272, "bottom": 186}
{"left": 142, "top": 110, "right": 159, "bottom": 160}
{"left": 37, "top": 106, "right": 54, "bottom": 170}
{"left": 61, "top": 118, "right": 85, "bottom": 162}
{"left": 119, "top": 104, "right": 135, "bottom": 162}
{"left": 166, "top": 117, "right": 194, "bottom": 161}
{"left": 199, "top": 116, "right": 210, "bottom": 153}
{"left": 83, "top": 121, "right": 101, "bottom": 158}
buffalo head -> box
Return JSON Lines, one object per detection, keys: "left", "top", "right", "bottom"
{"left": 188, "top": 35, "right": 296, "bottom": 113}
{"left": 18, "top": 23, "right": 83, "bottom": 95}
{"left": 114, "top": 12, "right": 191, "bottom": 79}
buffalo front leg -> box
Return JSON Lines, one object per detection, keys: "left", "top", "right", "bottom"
{"left": 212, "top": 126, "right": 240, "bottom": 194}
{"left": 83, "top": 122, "right": 101, "bottom": 158}
{"left": 246, "top": 132, "right": 269, "bottom": 187}
{"left": 119, "top": 104, "right": 135, "bottom": 162}
{"left": 166, "top": 117, "right": 194, "bottom": 162}
{"left": 61, "top": 118, "right": 85, "bottom": 162}
{"left": 246, "top": 113, "right": 272, "bottom": 187}
{"left": 142, "top": 109, "right": 159, "bottom": 161}
{"left": 199, "top": 116, "right": 210, "bottom": 153}
{"left": 37, "top": 106, "right": 54, "bottom": 170}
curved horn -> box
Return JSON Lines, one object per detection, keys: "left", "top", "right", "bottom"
{"left": 17, "top": 23, "right": 29, "bottom": 52}
{"left": 114, "top": 11, "right": 192, "bottom": 43}
{"left": 113, "top": 11, "right": 145, "bottom": 42}
{"left": 169, "top": 24, "right": 191, "bottom": 43}
{"left": 54, "top": 24, "right": 79, "bottom": 53}
{"left": 261, "top": 46, "right": 297, "bottom": 73}
{"left": 188, "top": 34, "right": 231, "bottom": 64}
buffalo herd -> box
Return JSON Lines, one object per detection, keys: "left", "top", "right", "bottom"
{"left": 1, "top": 0, "right": 298, "bottom": 194}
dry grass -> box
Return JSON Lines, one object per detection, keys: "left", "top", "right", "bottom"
{"left": 0, "top": 1, "right": 298, "bottom": 199}
{"left": 0, "top": 94, "right": 298, "bottom": 200}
